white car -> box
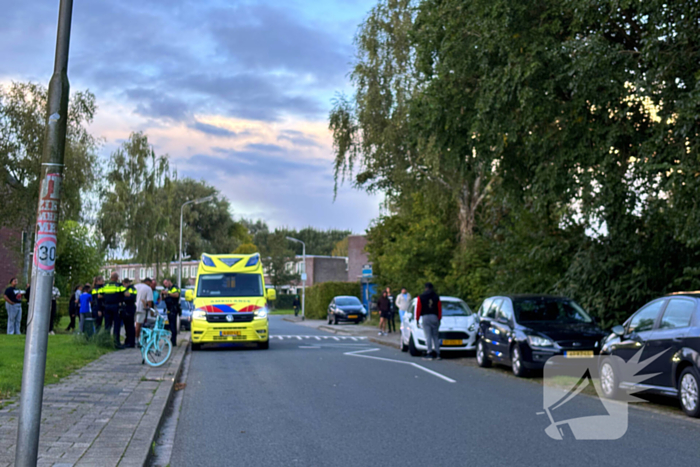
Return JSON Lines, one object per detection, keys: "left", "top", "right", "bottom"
{"left": 400, "top": 296, "right": 478, "bottom": 356}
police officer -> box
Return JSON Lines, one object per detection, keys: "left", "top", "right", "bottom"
{"left": 97, "top": 272, "right": 128, "bottom": 349}
{"left": 91, "top": 276, "right": 105, "bottom": 330}
{"left": 122, "top": 278, "right": 137, "bottom": 348}
{"left": 161, "top": 279, "right": 180, "bottom": 346}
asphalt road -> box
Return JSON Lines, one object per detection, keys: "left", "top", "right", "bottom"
{"left": 171, "top": 316, "right": 700, "bottom": 466}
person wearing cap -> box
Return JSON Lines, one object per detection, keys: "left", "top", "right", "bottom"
{"left": 415, "top": 282, "right": 442, "bottom": 360}
{"left": 122, "top": 278, "right": 137, "bottom": 348}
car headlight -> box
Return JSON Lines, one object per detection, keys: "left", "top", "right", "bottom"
{"left": 193, "top": 310, "right": 207, "bottom": 320}
{"left": 468, "top": 323, "right": 476, "bottom": 332}
{"left": 254, "top": 308, "right": 268, "bottom": 319}
{"left": 527, "top": 335, "right": 554, "bottom": 347}
{"left": 361, "top": 307, "right": 367, "bottom": 314}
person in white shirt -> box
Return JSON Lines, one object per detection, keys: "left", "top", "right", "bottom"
{"left": 395, "top": 287, "right": 412, "bottom": 322}
{"left": 134, "top": 278, "right": 154, "bottom": 344}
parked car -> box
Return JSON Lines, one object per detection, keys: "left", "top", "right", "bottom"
{"left": 400, "top": 297, "right": 478, "bottom": 356}
{"left": 327, "top": 296, "right": 367, "bottom": 324}
{"left": 476, "top": 295, "right": 606, "bottom": 377}
{"left": 599, "top": 293, "right": 700, "bottom": 417}
{"left": 180, "top": 297, "right": 193, "bottom": 331}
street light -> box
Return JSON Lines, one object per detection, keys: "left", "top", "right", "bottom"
{"left": 286, "top": 236, "right": 306, "bottom": 320}
{"left": 179, "top": 195, "right": 214, "bottom": 290}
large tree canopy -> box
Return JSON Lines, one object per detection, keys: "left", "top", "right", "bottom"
{"left": 0, "top": 81, "right": 99, "bottom": 231}
{"left": 333, "top": 0, "right": 700, "bottom": 324}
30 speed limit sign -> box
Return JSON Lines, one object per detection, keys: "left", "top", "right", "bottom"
{"left": 34, "top": 172, "right": 62, "bottom": 273}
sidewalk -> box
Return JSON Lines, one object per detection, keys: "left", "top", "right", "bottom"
{"left": 0, "top": 333, "right": 189, "bottom": 467}
{"left": 283, "top": 317, "right": 402, "bottom": 349}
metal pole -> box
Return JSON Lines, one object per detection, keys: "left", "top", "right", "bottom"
{"left": 302, "top": 242, "right": 306, "bottom": 321}
{"left": 179, "top": 203, "right": 185, "bottom": 291}
{"left": 16, "top": 1, "right": 73, "bottom": 465}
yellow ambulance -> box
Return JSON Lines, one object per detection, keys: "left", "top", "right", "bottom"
{"left": 185, "top": 253, "right": 276, "bottom": 350}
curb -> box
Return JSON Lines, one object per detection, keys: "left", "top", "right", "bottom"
{"left": 368, "top": 336, "right": 402, "bottom": 350}
{"left": 118, "top": 338, "right": 189, "bottom": 467}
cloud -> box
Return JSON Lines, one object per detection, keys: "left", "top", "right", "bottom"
{"left": 188, "top": 120, "right": 237, "bottom": 138}
{"left": 277, "top": 129, "right": 321, "bottom": 148}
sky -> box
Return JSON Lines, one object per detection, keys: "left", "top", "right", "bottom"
{"left": 0, "top": 0, "right": 382, "bottom": 233}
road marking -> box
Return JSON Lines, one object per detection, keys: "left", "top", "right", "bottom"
{"left": 269, "top": 335, "right": 368, "bottom": 341}
{"left": 299, "top": 345, "right": 321, "bottom": 349}
{"left": 343, "top": 348, "right": 456, "bottom": 383}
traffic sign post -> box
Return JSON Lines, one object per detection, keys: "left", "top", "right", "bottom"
{"left": 15, "top": 1, "right": 74, "bottom": 465}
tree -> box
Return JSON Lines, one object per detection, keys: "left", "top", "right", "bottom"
{"left": 260, "top": 231, "right": 299, "bottom": 291}
{"left": 55, "top": 220, "right": 104, "bottom": 294}
{"left": 331, "top": 238, "right": 348, "bottom": 257}
{"left": 0, "top": 81, "right": 100, "bottom": 276}
{"left": 170, "top": 178, "right": 247, "bottom": 258}
{"left": 98, "top": 132, "right": 175, "bottom": 279}
{"left": 234, "top": 243, "right": 258, "bottom": 254}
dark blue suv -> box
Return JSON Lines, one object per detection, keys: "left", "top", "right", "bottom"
{"left": 599, "top": 293, "right": 700, "bottom": 417}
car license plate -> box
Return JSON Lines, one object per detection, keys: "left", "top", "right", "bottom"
{"left": 220, "top": 330, "right": 241, "bottom": 336}
{"left": 565, "top": 350, "right": 594, "bottom": 358}
{"left": 442, "top": 339, "right": 462, "bottom": 346}
{"left": 348, "top": 315, "right": 358, "bottom": 319}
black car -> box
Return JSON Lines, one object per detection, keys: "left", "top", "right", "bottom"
{"left": 599, "top": 293, "right": 700, "bottom": 417}
{"left": 327, "top": 296, "right": 367, "bottom": 325}
{"left": 476, "top": 295, "right": 606, "bottom": 377}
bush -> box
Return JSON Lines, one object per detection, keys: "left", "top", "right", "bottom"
{"left": 304, "top": 282, "right": 361, "bottom": 320}
{"left": 274, "top": 294, "right": 298, "bottom": 310}
{"left": 0, "top": 298, "right": 70, "bottom": 334}
{"left": 72, "top": 329, "right": 115, "bottom": 349}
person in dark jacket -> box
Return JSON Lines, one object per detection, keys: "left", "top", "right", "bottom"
{"left": 415, "top": 282, "right": 443, "bottom": 360}
{"left": 66, "top": 284, "right": 82, "bottom": 332}
{"left": 292, "top": 295, "right": 301, "bottom": 317}
{"left": 377, "top": 291, "right": 391, "bottom": 336}
{"left": 385, "top": 287, "right": 396, "bottom": 333}
{"left": 122, "top": 278, "right": 137, "bottom": 348}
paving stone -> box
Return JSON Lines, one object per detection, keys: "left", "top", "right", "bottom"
{"left": 0, "top": 332, "right": 188, "bottom": 466}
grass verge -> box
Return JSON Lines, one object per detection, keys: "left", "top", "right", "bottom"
{"left": 0, "top": 329, "right": 114, "bottom": 401}
{"left": 270, "top": 309, "right": 295, "bottom": 315}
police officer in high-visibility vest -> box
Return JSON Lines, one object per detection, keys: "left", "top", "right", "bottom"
{"left": 97, "top": 272, "right": 128, "bottom": 349}
{"left": 122, "top": 278, "right": 137, "bottom": 348}
{"left": 161, "top": 279, "right": 180, "bottom": 346}
{"left": 91, "top": 276, "right": 105, "bottom": 330}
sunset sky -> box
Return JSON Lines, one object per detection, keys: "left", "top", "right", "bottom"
{"left": 0, "top": 0, "right": 381, "bottom": 232}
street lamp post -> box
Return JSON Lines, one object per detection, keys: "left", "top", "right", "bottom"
{"left": 286, "top": 237, "right": 306, "bottom": 320}
{"left": 16, "top": 1, "right": 74, "bottom": 465}
{"left": 179, "top": 195, "right": 214, "bottom": 290}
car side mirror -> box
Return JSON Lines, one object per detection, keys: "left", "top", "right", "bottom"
{"left": 184, "top": 289, "right": 194, "bottom": 302}
{"left": 611, "top": 325, "right": 625, "bottom": 336}
{"left": 266, "top": 288, "right": 277, "bottom": 301}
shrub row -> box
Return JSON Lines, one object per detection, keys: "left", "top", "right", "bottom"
{"left": 304, "top": 282, "right": 361, "bottom": 320}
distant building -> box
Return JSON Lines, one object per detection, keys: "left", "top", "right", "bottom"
{"left": 347, "top": 235, "right": 370, "bottom": 282}
{"left": 0, "top": 227, "right": 24, "bottom": 287}
{"left": 100, "top": 260, "right": 201, "bottom": 286}
{"left": 280, "top": 255, "right": 348, "bottom": 294}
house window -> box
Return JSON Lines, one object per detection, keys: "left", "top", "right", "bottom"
{"left": 130, "top": 269, "right": 135, "bottom": 279}
{"left": 171, "top": 266, "right": 177, "bottom": 276}
{"left": 190, "top": 266, "right": 196, "bottom": 278}
{"left": 139, "top": 268, "right": 145, "bottom": 279}
{"left": 147, "top": 268, "right": 153, "bottom": 278}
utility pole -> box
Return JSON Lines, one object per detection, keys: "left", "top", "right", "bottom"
{"left": 15, "top": 1, "right": 74, "bottom": 465}
{"left": 286, "top": 237, "right": 306, "bottom": 320}
{"left": 179, "top": 195, "right": 214, "bottom": 290}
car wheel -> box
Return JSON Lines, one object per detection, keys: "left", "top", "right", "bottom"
{"left": 258, "top": 340, "right": 269, "bottom": 350}
{"left": 511, "top": 345, "right": 529, "bottom": 377}
{"left": 191, "top": 343, "right": 201, "bottom": 351}
{"left": 401, "top": 335, "right": 409, "bottom": 352}
{"left": 679, "top": 367, "right": 700, "bottom": 417}
{"left": 476, "top": 339, "right": 491, "bottom": 368}
{"left": 599, "top": 358, "right": 621, "bottom": 400}
{"left": 408, "top": 334, "right": 421, "bottom": 357}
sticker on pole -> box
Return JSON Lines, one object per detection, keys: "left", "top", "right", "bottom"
{"left": 34, "top": 173, "right": 61, "bottom": 272}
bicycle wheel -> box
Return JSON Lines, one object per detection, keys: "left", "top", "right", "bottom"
{"left": 145, "top": 335, "right": 172, "bottom": 367}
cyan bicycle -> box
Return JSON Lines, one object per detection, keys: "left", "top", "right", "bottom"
{"left": 140, "top": 309, "right": 172, "bottom": 367}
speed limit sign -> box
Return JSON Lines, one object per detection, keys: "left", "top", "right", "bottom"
{"left": 35, "top": 236, "right": 57, "bottom": 271}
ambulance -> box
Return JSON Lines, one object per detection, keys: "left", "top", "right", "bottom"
{"left": 185, "top": 253, "right": 276, "bottom": 350}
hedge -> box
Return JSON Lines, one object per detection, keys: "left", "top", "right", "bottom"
{"left": 0, "top": 298, "right": 69, "bottom": 334}
{"left": 274, "top": 294, "right": 298, "bottom": 310}
{"left": 304, "top": 282, "right": 361, "bottom": 320}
